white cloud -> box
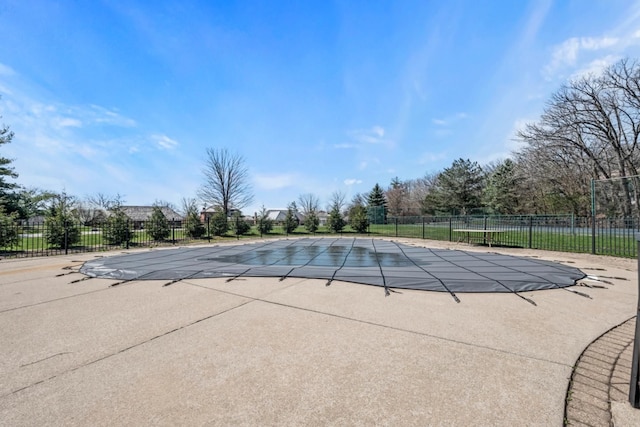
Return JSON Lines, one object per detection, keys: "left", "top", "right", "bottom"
{"left": 570, "top": 55, "right": 620, "bottom": 80}
{"left": 333, "top": 143, "right": 356, "bottom": 149}
{"left": 348, "top": 125, "right": 388, "bottom": 145}
{"left": 545, "top": 36, "right": 622, "bottom": 79}
{"left": 0, "top": 63, "right": 16, "bottom": 76}
{"left": 151, "top": 134, "right": 179, "bottom": 150}
{"left": 254, "top": 173, "right": 297, "bottom": 190}
{"left": 431, "top": 112, "right": 468, "bottom": 127}
{"left": 53, "top": 117, "right": 82, "bottom": 128}
{"left": 371, "top": 125, "right": 384, "bottom": 138}
{"left": 344, "top": 178, "right": 362, "bottom": 186}
{"left": 89, "top": 105, "right": 137, "bottom": 127}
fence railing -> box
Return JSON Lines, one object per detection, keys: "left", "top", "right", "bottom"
{"left": 370, "top": 215, "right": 640, "bottom": 258}
{"left": 1, "top": 215, "right": 639, "bottom": 259}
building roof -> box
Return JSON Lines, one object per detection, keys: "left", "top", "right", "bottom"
{"left": 265, "top": 209, "right": 304, "bottom": 222}
{"left": 120, "top": 206, "right": 183, "bottom": 221}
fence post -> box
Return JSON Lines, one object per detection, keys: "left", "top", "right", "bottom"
{"left": 449, "top": 217, "right": 452, "bottom": 242}
{"left": 172, "top": 218, "right": 176, "bottom": 244}
{"left": 64, "top": 220, "right": 69, "bottom": 255}
{"left": 591, "top": 178, "right": 596, "bottom": 255}
{"left": 126, "top": 219, "right": 130, "bottom": 249}
{"left": 422, "top": 217, "right": 425, "bottom": 240}
{"left": 395, "top": 217, "right": 398, "bottom": 237}
{"left": 483, "top": 216, "right": 487, "bottom": 246}
{"left": 207, "top": 217, "right": 211, "bottom": 242}
{"left": 629, "top": 234, "right": 640, "bottom": 407}
{"left": 592, "top": 216, "right": 597, "bottom": 255}
{"left": 528, "top": 216, "right": 533, "bottom": 249}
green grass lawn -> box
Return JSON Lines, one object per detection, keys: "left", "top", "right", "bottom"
{"left": 2, "top": 223, "right": 637, "bottom": 258}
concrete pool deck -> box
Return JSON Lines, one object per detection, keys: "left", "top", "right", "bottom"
{"left": 0, "top": 237, "right": 639, "bottom": 426}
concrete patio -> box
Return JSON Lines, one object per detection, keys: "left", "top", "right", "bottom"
{"left": 1, "top": 238, "right": 638, "bottom": 426}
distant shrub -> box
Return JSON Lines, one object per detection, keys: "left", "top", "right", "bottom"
{"left": 232, "top": 212, "right": 251, "bottom": 236}
{"left": 184, "top": 211, "right": 206, "bottom": 238}
{"left": 148, "top": 206, "right": 170, "bottom": 241}
{"left": 104, "top": 209, "right": 132, "bottom": 245}
{"left": 304, "top": 210, "right": 319, "bottom": 233}
{"left": 210, "top": 210, "right": 229, "bottom": 236}
{"left": 0, "top": 208, "right": 19, "bottom": 247}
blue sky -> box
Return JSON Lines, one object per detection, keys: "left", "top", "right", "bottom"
{"left": 2, "top": 1, "right": 640, "bottom": 214}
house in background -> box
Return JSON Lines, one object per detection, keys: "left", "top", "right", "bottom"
{"left": 263, "top": 209, "right": 328, "bottom": 226}
{"left": 200, "top": 206, "right": 243, "bottom": 223}
{"left": 264, "top": 209, "right": 305, "bottom": 224}
{"left": 120, "top": 206, "right": 183, "bottom": 229}
{"left": 316, "top": 211, "right": 329, "bottom": 226}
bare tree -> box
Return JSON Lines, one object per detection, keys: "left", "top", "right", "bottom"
{"left": 328, "top": 190, "right": 346, "bottom": 214}
{"left": 86, "top": 193, "right": 125, "bottom": 211}
{"left": 406, "top": 173, "right": 438, "bottom": 215}
{"left": 79, "top": 193, "right": 125, "bottom": 225}
{"left": 180, "top": 197, "right": 200, "bottom": 217}
{"left": 298, "top": 193, "right": 321, "bottom": 215}
{"left": 198, "top": 148, "right": 253, "bottom": 216}
{"left": 346, "top": 192, "right": 367, "bottom": 212}
{"left": 153, "top": 199, "right": 178, "bottom": 211}
{"left": 516, "top": 58, "right": 640, "bottom": 216}
{"left": 386, "top": 177, "right": 408, "bottom": 216}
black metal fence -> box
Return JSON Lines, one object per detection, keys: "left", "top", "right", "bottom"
{"left": 370, "top": 215, "right": 640, "bottom": 258}
{"left": 1, "top": 215, "right": 639, "bottom": 259}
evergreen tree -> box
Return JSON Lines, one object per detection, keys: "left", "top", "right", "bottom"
{"left": 483, "top": 159, "right": 521, "bottom": 214}
{"left": 1, "top": 107, "right": 18, "bottom": 213}
{"left": 148, "top": 206, "right": 170, "bottom": 241}
{"left": 232, "top": 211, "right": 250, "bottom": 236}
{"left": 182, "top": 199, "right": 206, "bottom": 238}
{"left": 304, "top": 209, "right": 319, "bottom": 233}
{"left": 0, "top": 206, "right": 19, "bottom": 247}
{"left": 210, "top": 210, "right": 229, "bottom": 236}
{"left": 367, "top": 183, "right": 387, "bottom": 224}
{"left": 430, "top": 158, "right": 485, "bottom": 215}
{"left": 283, "top": 202, "right": 299, "bottom": 234}
{"left": 348, "top": 204, "right": 369, "bottom": 233}
{"left": 44, "top": 192, "right": 80, "bottom": 249}
{"left": 104, "top": 206, "right": 132, "bottom": 246}
{"left": 327, "top": 204, "right": 345, "bottom": 233}
{"left": 256, "top": 206, "right": 273, "bottom": 235}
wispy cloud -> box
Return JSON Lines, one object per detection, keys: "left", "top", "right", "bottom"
{"left": 343, "top": 178, "right": 362, "bottom": 186}
{"left": 333, "top": 143, "right": 357, "bottom": 149}
{"left": 0, "top": 69, "right": 186, "bottom": 199}
{"left": 545, "top": 36, "right": 620, "bottom": 78}
{"left": 570, "top": 54, "right": 620, "bottom": 80}
{"left": 253, "top": 173, "right": 297, "bottom": 190}
{"left": 88, "top": 104, "right": 137, "bottom": 127}
{"left": 151, "top": 134, "right": 179, "bottom": 150}
{"left": 0, "top": 63, "right": 16, "bottom": 77}
{"left": 431, "top": 112, "right": 468, "bottom": 127}
{"left": 346, "top": 125, "right": 392, "bottom": 146}
{"left": 52, "top": 117, "right": 82, "bottom": 128}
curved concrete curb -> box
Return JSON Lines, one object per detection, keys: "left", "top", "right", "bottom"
{"left": 564, "top": 316, "right": 637, "bottom": 426}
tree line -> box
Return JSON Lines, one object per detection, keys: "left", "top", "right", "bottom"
{"left": 363, "top": 58, "right": 640, "bottom": 218}
{"left": 2, "top": 58, "right": 640, "bottom": 247}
